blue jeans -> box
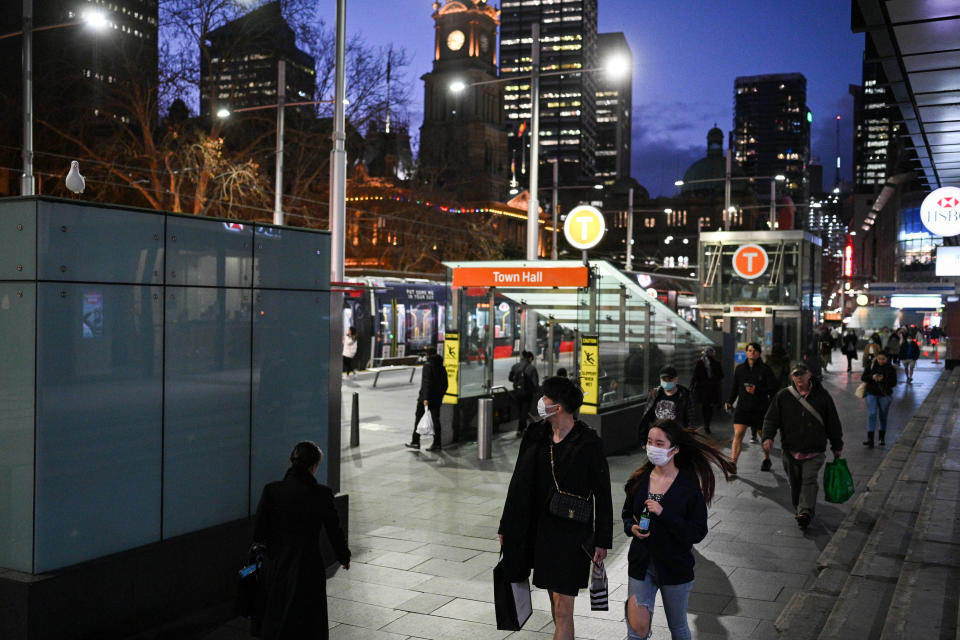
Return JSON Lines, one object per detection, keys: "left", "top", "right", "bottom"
{"left": 866, "top": 394, "right": 892, "bottom": 433}
{"left": 626, "top": 568, "right": 693, "bottom": 640}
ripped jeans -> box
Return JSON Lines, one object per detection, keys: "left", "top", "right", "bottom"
{"left": 626, "top": 566, "right": 693, "bottom": 640}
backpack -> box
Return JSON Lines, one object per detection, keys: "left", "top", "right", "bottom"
{"left": 510, "top": 361, "right": 527, "bottom": 392}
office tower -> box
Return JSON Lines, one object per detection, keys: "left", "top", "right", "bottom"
{"left": 500, "top": 0, "right": 599, "bottom": 186}
{"left": 0, "top": 0, "right": 159, "bottom": 192}
{"left": 595, "top": 32, "right": 631, "bottom": 185}
{"left": 200, "top": 2, "right": 316, "bottom": 118}
{"left": 733, "top": 73, "right": 811, "bottom": 208}
{"left": 851, "top": 62, "right": 899, "bottom": 194}
{"left": 419, "top": 0, "right": 508, "bottom": 201}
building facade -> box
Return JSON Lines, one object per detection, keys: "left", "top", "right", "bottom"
{"left": 200, "top": 2, "right": 316, "bottom": 118}
{"left": 418, "top": 0, "right": 509, "bottom": 201}
{"left": 595, "top": 32, "right": 632, "bottom": 185}
{"left": 733, "top": 73, "right": 811, "bottom": 215}
{"left": 500, "top": 0, "right": 599, "bottom": 187}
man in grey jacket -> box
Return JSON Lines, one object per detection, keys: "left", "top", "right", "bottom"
{"left": 762, "top": 362, "right": 844, "bottom": 529}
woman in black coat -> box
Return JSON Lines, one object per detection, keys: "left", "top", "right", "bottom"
{"left": 622, "top": 419, "right": 734, "bottom": 639}
{"left": 253, "top": 442, "right": 350, "bottom": 640}
{"left": 690, "top": 347, "right": 723, "bottom": 434}
{"left": 860, "top": 350, "right": 897, "bottom": 447}
{"left": 724, "top": 343, "right": 778, "bottom": 474}
{"left": 499, "top": 376, "right": 613, "bottom": 640}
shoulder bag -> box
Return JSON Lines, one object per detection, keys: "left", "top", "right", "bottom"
{"left": 547, "top": 444, "right": 593, "bottom": 523}
{"left": 787, "top": 386, "right": 824, "bottom": 426}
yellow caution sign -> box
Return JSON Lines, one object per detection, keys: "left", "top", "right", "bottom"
{"left": 579, "top": 335, "right": 599, "bottom": 415}
{"left": 442, "top": 333, "right": 459, "bottom": 405}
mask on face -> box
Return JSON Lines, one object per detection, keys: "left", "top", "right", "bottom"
{"left": 646, "top": 444, "right": 675, "bottom": 466}
{"left": 537, "top": 397, "right": 560, "bottom": 419}
{"left": 660, "top": 380, "right": 677, "bottom": 391}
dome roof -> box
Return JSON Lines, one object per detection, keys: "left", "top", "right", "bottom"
{"left": 680, "top": 127, "right": 749, "bottom": 196}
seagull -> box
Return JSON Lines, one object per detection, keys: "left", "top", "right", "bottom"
{"left": 65, "top": 161, "right": 85, "bottom": 194}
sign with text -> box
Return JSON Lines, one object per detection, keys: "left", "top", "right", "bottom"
{"left": 936, "top": 246, "right": 960, "bottom": 276}
{"left": 920, "top": 187, "right": 960, "bottom": 237}
{"left": 732, "top": 244, "right": 769, "bottom": 279}
{"left": 563, "top": 205, "right": 606, "bottom": 250}
{"left": 579, "top": 335, "right": 600, "bottom": 415}
{"left": 451, "top": 266, "right": 588, "bottom": 288}
{"left": 442, "top": 333, "right": 459, "bottom": 405}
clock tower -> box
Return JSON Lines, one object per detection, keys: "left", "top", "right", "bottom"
{"left": 419, "top": 1, "right": 508, "bottom": 201}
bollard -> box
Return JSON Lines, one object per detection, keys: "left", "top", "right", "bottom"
{"left": 478, "top": 397, "right": 493, "bottom": 460}
{"left": 350, "top": 392, "right": 359, "bottom": 447}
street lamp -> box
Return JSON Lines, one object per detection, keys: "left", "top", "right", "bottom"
{"left": 3, "top": 3, "right": 110, "bottom": 195}
{"left": 674, "top": 174, "right": 786, "bottom": 230}
{"left": 217, "top": 66, "right": 343, "bottom": 227}
{"left": 450, "top": 27, "right": 631, "bottom": 260}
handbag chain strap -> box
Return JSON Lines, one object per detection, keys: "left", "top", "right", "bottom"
{"left": 549, "top": 444, "right": 591, "bottom": 501}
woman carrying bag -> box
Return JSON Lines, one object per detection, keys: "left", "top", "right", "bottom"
{"left": 622, "top": 419, "right": 734, "bottom": 640}
{"left": 861, "top": 350, "right": 897, "bottom": 447}
{"left": 498, "top": 376, "right": 613, "bottom": 640}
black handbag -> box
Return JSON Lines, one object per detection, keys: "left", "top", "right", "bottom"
{"left": 493, "top": 556, "right": 532, "bottom": 630}
{"left": 547, "top": 444, "right": 593, "bottom": 523}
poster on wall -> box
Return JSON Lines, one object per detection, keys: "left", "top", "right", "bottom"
{"left": 82, "top": 292, "right": 103, "bottom": 339}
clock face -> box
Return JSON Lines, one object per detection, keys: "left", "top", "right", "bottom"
{"left": 447, "top": 29, "right": 465, "bottom": 51}
{"left": 479, "top": 33, "right": 490, "bottom": 54}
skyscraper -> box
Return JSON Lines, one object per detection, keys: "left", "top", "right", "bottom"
{"left": 851, "top": 61, "right": 899, "bottom": 194}
{"left": 595, "top": 32, "right": 631, "bottom": 185}
{"left": 418, "top": 0, "right": 508, "bottom": 201}
{"left": 500, "top": 0, "right": 599, "bottom": 187}
{"left": 733, "top": 73, "right": 810, "bottom": 208}
{"left": 200, "top": 2, "right": 316, "bottom": 118}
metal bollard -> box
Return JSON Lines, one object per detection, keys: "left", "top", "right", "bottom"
{"left": 350, "top": 392, "right": 359, "bottom": 447}
{"left": 478, "top": 397, "right": 493, "bottom": 460}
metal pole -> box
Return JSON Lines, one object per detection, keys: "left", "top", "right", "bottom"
{"left": 477, "top": 397, "right": 493, "bottom": 460}
{"left": 625, "top": 186, "right": 634, "bottom": 271}
{"left": 350, "top": 392, "right": 359, "bottom": 447}
{"left": 273, "top": 59, "right": 285, "bottom": 226}
{"left": 21, "top": 0, "right": 34, "bottom": 195}
{"left": 485, "top": 287, "right": 495, "bottom": 390}
{"left": 547, "top": 320, "right": 555, "bottom": 376}
{"left": 769, "top": 178, "right": 776, "bottom": 228}
{"left": 551, "top": 159, "right": 559, "bottom": 260}
{"left": 723, "top": 146, "right": 731, "bottom": 231}
{"left": 330, "top": 0, "right": 347, "bottom": 284}
{"left": 526, "top": 23, "right": 540, "bottom": 260}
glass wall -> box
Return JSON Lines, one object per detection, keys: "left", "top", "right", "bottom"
{"left": 0, "top": 199, "right": 332, "bottom": 574}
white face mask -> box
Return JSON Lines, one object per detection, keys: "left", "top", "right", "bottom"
{"left": 537, "top": 397, "right": 560, "bottom": 419}
{"left": 646, "top": 444, "right": 676, "bottom": 467}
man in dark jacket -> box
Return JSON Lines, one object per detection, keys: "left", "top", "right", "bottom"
{"left": 899, "top": 336, "right": 920, "bottom": 383}
{"left": 762, "top": 362, "right": 844, "bottom": 529}
{"left": 253, "top": 441, "right": 350, "bottom": 640}
{"left": 405, "top": 348, "right": 448, "bottom": 451}
{"left": 508, "top": 350, "right": 540, "bottom": 437}
{"left": 638, "top": 365, "right": 694, "bottom": 442}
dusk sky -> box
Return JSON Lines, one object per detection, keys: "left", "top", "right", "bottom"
{"left": 314, "top": 1, "right": 864, "bottom": 198}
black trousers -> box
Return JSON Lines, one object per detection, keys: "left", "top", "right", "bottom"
{"left": 699, "top": 402, "right": 713, "bottom": 429}
{"left": 411, "top": 402, "right": 441, "bottom": 446}
{"left": 514, "top": 392, "right": 534, "bottom": 432}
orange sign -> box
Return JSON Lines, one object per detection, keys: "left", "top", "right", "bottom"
{"left": 732, "top": 244, "right": 769, "bottom": 279}
{"left": 452, "top": 266, "right": 588, "bottom": 288}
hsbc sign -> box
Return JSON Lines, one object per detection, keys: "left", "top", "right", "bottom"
{"left": 920, "top": 186, "right": 960, "bottom": 237}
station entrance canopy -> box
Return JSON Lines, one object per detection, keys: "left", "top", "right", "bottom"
{"left": 442, "top": 260, "right": 715, "bottom": 414}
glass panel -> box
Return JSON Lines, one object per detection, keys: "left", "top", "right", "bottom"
{"left": 35, "top": 283, "right": 163, "bottom": 572}
{"left": 166, "top": 216, "right": 253, "bottom": 288}
{"left": 251, "top": 290, "right": 330, "bottom": 504}
{"left": 0, "top": 200, "right": 36, "bottom": 280}
{"left": 253, "top": 226, "right": 330, "bottom": 290}
{"left": 0, "top": 283, "right": 36, "bottom": 572}
{"left": 163, "top": 287, "right": 251, "bottom": 538}
{"left": 37, "top": 202, "right": 164, "bottom": 284}
{"left": 458, "top": 289, "right": 489, "bottom": 397}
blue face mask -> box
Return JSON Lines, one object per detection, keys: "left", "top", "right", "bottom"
{"left": 660, "top": 380, "right": 677, "bottom": 391}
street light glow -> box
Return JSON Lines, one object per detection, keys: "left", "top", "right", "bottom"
{"left": 449, "top": 80, "right": 467, "bottom": 93}
{"left": 593, "top": 184, "right": 603, "bottom": 190}
{"left": 664, "top": 208, "right": 673, "bottom": 214}
{"left": 775, "top": 174, "right": 786, "bottom": 181}
{"left": 82, "top": 9, "right": 109, "bottom": 30}
{"left": 216, "top": 108, "right": 231, "bottom": 119}
{"left": 674, "top": 180, "right": 684, "bottom": 187}
{"left": 603, "top": 54, "right": 631, "bottom": 79}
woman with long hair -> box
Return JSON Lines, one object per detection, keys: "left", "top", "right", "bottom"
{"left": 622, "top": 419, "right": 734, "bottom": 640}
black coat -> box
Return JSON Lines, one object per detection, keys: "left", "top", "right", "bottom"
{"left": 621, "top": 470, "right": 707, "bottom": 585}
{"left": 498, "top": 421, "right": 613, "bottom": 582}
{"left": 638, "top": 385, "right": 695, "bottom": 437}
{"left": 727, "top": 360, "right": 778, "bottom": 413}
{"left": 690, "top": 357, "right": 724, "bottom": 404}
{"left": 761, "top": 381, "right": 844, "bottom": 455}
{"left": 253, "top": 467, "right": 350, "bottom": 640}
{"left": 418, "top": 354, "right": 448, "bottom": 406}
{"left": 861, "top": 360, "right": 897, "bottom": 396}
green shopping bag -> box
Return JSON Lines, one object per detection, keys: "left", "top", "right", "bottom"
{"left": 823, "top": 457, "right": 855, "bottom": 504}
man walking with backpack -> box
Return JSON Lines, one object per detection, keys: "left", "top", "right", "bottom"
{"left": 509, "top": 350, "right": 540, "bottom": 437}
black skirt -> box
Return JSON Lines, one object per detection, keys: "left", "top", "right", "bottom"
{"left": 733, "top": 406, "right": 766, "bottom": 428}
{"left": 532, "top": 510, "right": 592, "bottom": 596}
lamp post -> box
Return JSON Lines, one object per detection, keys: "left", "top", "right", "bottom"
{"left": 674, "top": 174, "right": 786, "bottom": 230}
{"left": 4, "top": 3, "right": 108, "bottom": 195}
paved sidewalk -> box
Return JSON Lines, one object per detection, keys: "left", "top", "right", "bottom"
{"left": 202, "top": 355, "right": 946, "bottom": 640}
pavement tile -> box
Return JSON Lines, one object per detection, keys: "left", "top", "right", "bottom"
{"left": 380, "top": 611, "right": 511, "bottom": 640}
{"left": 327, "top": 577, "right": 422, "bottom": 608}
{"left": 370, "top": 551, "right": 436, "bottom": 571}
{"left": 395, "top": 592, "right": 455, "bottom": 614}
{"left": 411, "top": 543, "right": 484, "bottom": 562}
{"left": 430, "top": 597, "right": 496, "bottom": 623}
{"left": 329, "top": 624, "right": 411, "bottom": 640}
{"left": 327, "top": 596, "right": 406, "bottom": 629}
{"left": 340, "top": 562, "right": 434, "bottom": 589}
{"left": 412, "top": 557, "right": 488, "bottom": 579}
